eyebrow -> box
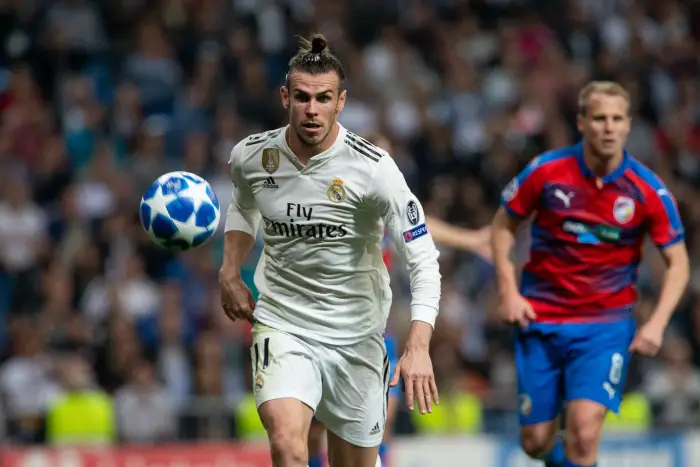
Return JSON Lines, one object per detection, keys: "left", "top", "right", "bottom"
{"left": 293, "top": 89, "right": 334, "bottom": 96}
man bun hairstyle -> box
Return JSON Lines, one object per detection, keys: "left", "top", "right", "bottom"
{"left": 286, "top": 33, "right": 346, "bottom": 90}
{"left": 310, "top": 35, "right": 327, "bottom": 54}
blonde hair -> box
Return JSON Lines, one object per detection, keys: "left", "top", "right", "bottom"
{"left": 577, "top": 81, "right": 630, "bottom": 116}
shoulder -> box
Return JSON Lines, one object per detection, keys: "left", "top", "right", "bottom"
{"left": 624, "top": 157, "right": 672, "bottom": 195}
{"left": 520, "top": 146, "right": 578, "bottom": 179}
{"left": 230, "top": 127, "right": 286, "bottom": 168}
{"left": 342, "top": 130, "right": 391, "bottom": 168}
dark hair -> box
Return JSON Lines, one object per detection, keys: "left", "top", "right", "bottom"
{"left": 285, "top": 34, "right": 346, "bottom": 90}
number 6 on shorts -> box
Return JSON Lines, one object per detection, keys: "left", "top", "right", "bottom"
{"left": 608, "top": 352, "right": 624, "bottom": 385}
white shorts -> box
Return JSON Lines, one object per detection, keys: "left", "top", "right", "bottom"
{"left": 250, "top": 323, "right": 389, "bottom": 448}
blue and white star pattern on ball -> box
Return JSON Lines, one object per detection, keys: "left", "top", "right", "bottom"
{"left": 139, "top": 171, "right": 221, "bottom": 251}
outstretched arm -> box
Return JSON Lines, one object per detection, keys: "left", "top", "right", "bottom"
{"left": 426, "top": 215, "right": 491, "bottom": 260}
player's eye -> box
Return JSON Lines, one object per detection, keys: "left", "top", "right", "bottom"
{"left": 294, "top": 94, "right": 310, "bottom": 102}
{"left": 317, "top": 95, "right": 331, "bottom": 103}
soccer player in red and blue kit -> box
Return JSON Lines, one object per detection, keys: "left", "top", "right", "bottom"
{"left": 491, "top": 81, "right": 690, "bottom": 467}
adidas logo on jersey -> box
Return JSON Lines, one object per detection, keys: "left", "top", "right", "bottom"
{"left": 262, "top": 176, "right": 279, "bottom": 189}
{"left": 369, "top": 422, "right": 381, "bottom": 436}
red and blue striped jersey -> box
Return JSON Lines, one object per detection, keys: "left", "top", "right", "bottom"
{"left": 501, "top": 141, "right": 685, "bottom": 323}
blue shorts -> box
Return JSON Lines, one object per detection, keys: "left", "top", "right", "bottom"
{"left": 515, "top": 318, "right": 636, "bottom": 426}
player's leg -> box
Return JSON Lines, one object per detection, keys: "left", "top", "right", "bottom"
{"left": 515, "top": 325, "right": 566, "bottom": 466}
{"left": 378, "top": 391, "right": 399, "bottom": 464}
{"left": 563, "top": 318, "right": 636, "bottom": 466}
{"left": 326, "top": 430, "right": 381, "bottom": 467}
{"left": 251, "top": 324, "right": 322, "bottom": 467}
{"left": 307, "top": 418, "right": 326, "bottom": 467}
{"left": 314, "top": 333, "right": 388, "bottom": 467}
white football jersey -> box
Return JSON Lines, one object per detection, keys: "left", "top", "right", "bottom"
{"left": 225, "top": 123, "right": 441, "bottom": 345}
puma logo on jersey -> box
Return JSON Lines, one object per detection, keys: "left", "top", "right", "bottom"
{"left": 602, "top": 381, "right": 616, "bottom": 400}
{"left": 554, "top": 189, "right": 574, "bottom": 208}
{"left": 262, "top": 176, "right": 279, "bottom": 189}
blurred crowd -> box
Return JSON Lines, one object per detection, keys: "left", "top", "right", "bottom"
{"left": 1, "top": 0, "right": 700, "bottom": 446}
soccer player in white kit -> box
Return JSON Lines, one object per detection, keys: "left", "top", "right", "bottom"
{"left": 219, "top": 34, "right": 442, "bottom": 467}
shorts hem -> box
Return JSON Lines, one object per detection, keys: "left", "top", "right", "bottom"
{"left": 325, "top": 425, "right": 383, "bottom": 448}
{"left": 566, "top": 396, "right": 619, "bottom": 414}
{"left": 255, "top": 394, "right": 318, "bottom": 414}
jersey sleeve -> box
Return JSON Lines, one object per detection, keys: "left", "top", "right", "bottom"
{"left": 224, "top": 142, "right": 262, "bottom": 237}
{"left": 501, "top": 158, "right": 546, "bottom": 218}
{"left": 365, "top": 156, "right": 441, "bottom": 327}
{"left": 645, "top": 185, "right": 685, "bottom": 249}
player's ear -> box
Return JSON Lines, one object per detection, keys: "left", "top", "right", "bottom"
{"left": 336, "top": 89, "right": 347, "bottom": 114}
{"left": 576, "top": 112, "right": 585, "bottom": 133}
{"left": 280, "top": 86, "right": 290, "bottom": 110}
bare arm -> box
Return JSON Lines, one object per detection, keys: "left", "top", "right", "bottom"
{"left": 426, "top": 215, "right": 491, "bottom": 257}
{"left": 220, "top": 230, "right": 256, "bottom": 277}
{"left": 490, "top": 206, "right": 523, "bottom": 298}
{"left": 649, "top": 242, "right": 690, "bottom": 327}
{"left": 491, "top": 207, "right": 536, "bottom": 327}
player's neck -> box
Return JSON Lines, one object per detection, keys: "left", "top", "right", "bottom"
{"left": 582, "top": 145, "right": 623, "bottom": 179}
{"left": 286, "top": 123, "right": 340, "bottom": 166}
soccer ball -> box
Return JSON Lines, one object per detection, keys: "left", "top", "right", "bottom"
{"left": 139, "top": 171, "right": 220, "bottom": 251}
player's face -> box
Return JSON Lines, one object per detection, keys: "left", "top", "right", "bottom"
{"left": 281, "top": 71, "right": 346, "bottom": 149}
{"left": 577, "top": 93, "right": 631, "bottom": 160}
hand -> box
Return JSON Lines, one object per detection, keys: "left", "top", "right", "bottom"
{"left": 390, "top": 346, "right": 439, "bottom": 415}
{"left": 219, "top": 269, "right": 256, "bottom": 323}
{"left": 629, "top": 319, "right": 666, "bottom": 356}
{"left": 500, "top": 291, "right": 536, "bottom": 328}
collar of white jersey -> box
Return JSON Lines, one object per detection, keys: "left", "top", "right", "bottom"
{"left": 276, "top": 122, "right": 348, "bottom": 164}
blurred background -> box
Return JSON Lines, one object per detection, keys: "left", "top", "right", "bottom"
{"left": 0, "top": 0, "right": 699, "bottom": 465}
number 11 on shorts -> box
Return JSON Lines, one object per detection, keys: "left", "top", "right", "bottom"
{"left": 254, "top": 337, "right": 270, "bottom": 374}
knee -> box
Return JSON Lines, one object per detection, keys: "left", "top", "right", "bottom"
{"left": 566, "top": 405, "right": 605, "bottom": 459}
{"left": 520, "top": 425, "right": 556, "bottom": 458}
{"left": 269, "top": 430, "right": 308, "bottom": 463}
{"left": 567, "top": 422, "right": 600, "bottom": 458}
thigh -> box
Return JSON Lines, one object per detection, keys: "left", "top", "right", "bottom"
{"left": 251, "top": 324, "right": 323, "bottom": 412}
{"left": 327, "top": 429, "right": 381, "bottom": 467}
{"left": 258, "top": 397, "right": 315, "bottom": 449}
{"left": 564, "top": 319, "right": 636, "bottom": 413}
{"left": 515, "top": 326, "right": 564, "bottom": 426}
{"left": 314, "top": 334, "right": 388, "bottom": 449}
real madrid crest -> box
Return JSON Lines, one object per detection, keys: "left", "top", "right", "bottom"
{"left": 613, "top": 196, "right": 635, "bottom": 224}
{"left": 254, "top": 374, "right": 264, "bottom": 393}
{"left": 262, "top": 148, "right": 280, "bottom": 174}
{"left": 327, "top": 178, "right": 346, "bottom": 203}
